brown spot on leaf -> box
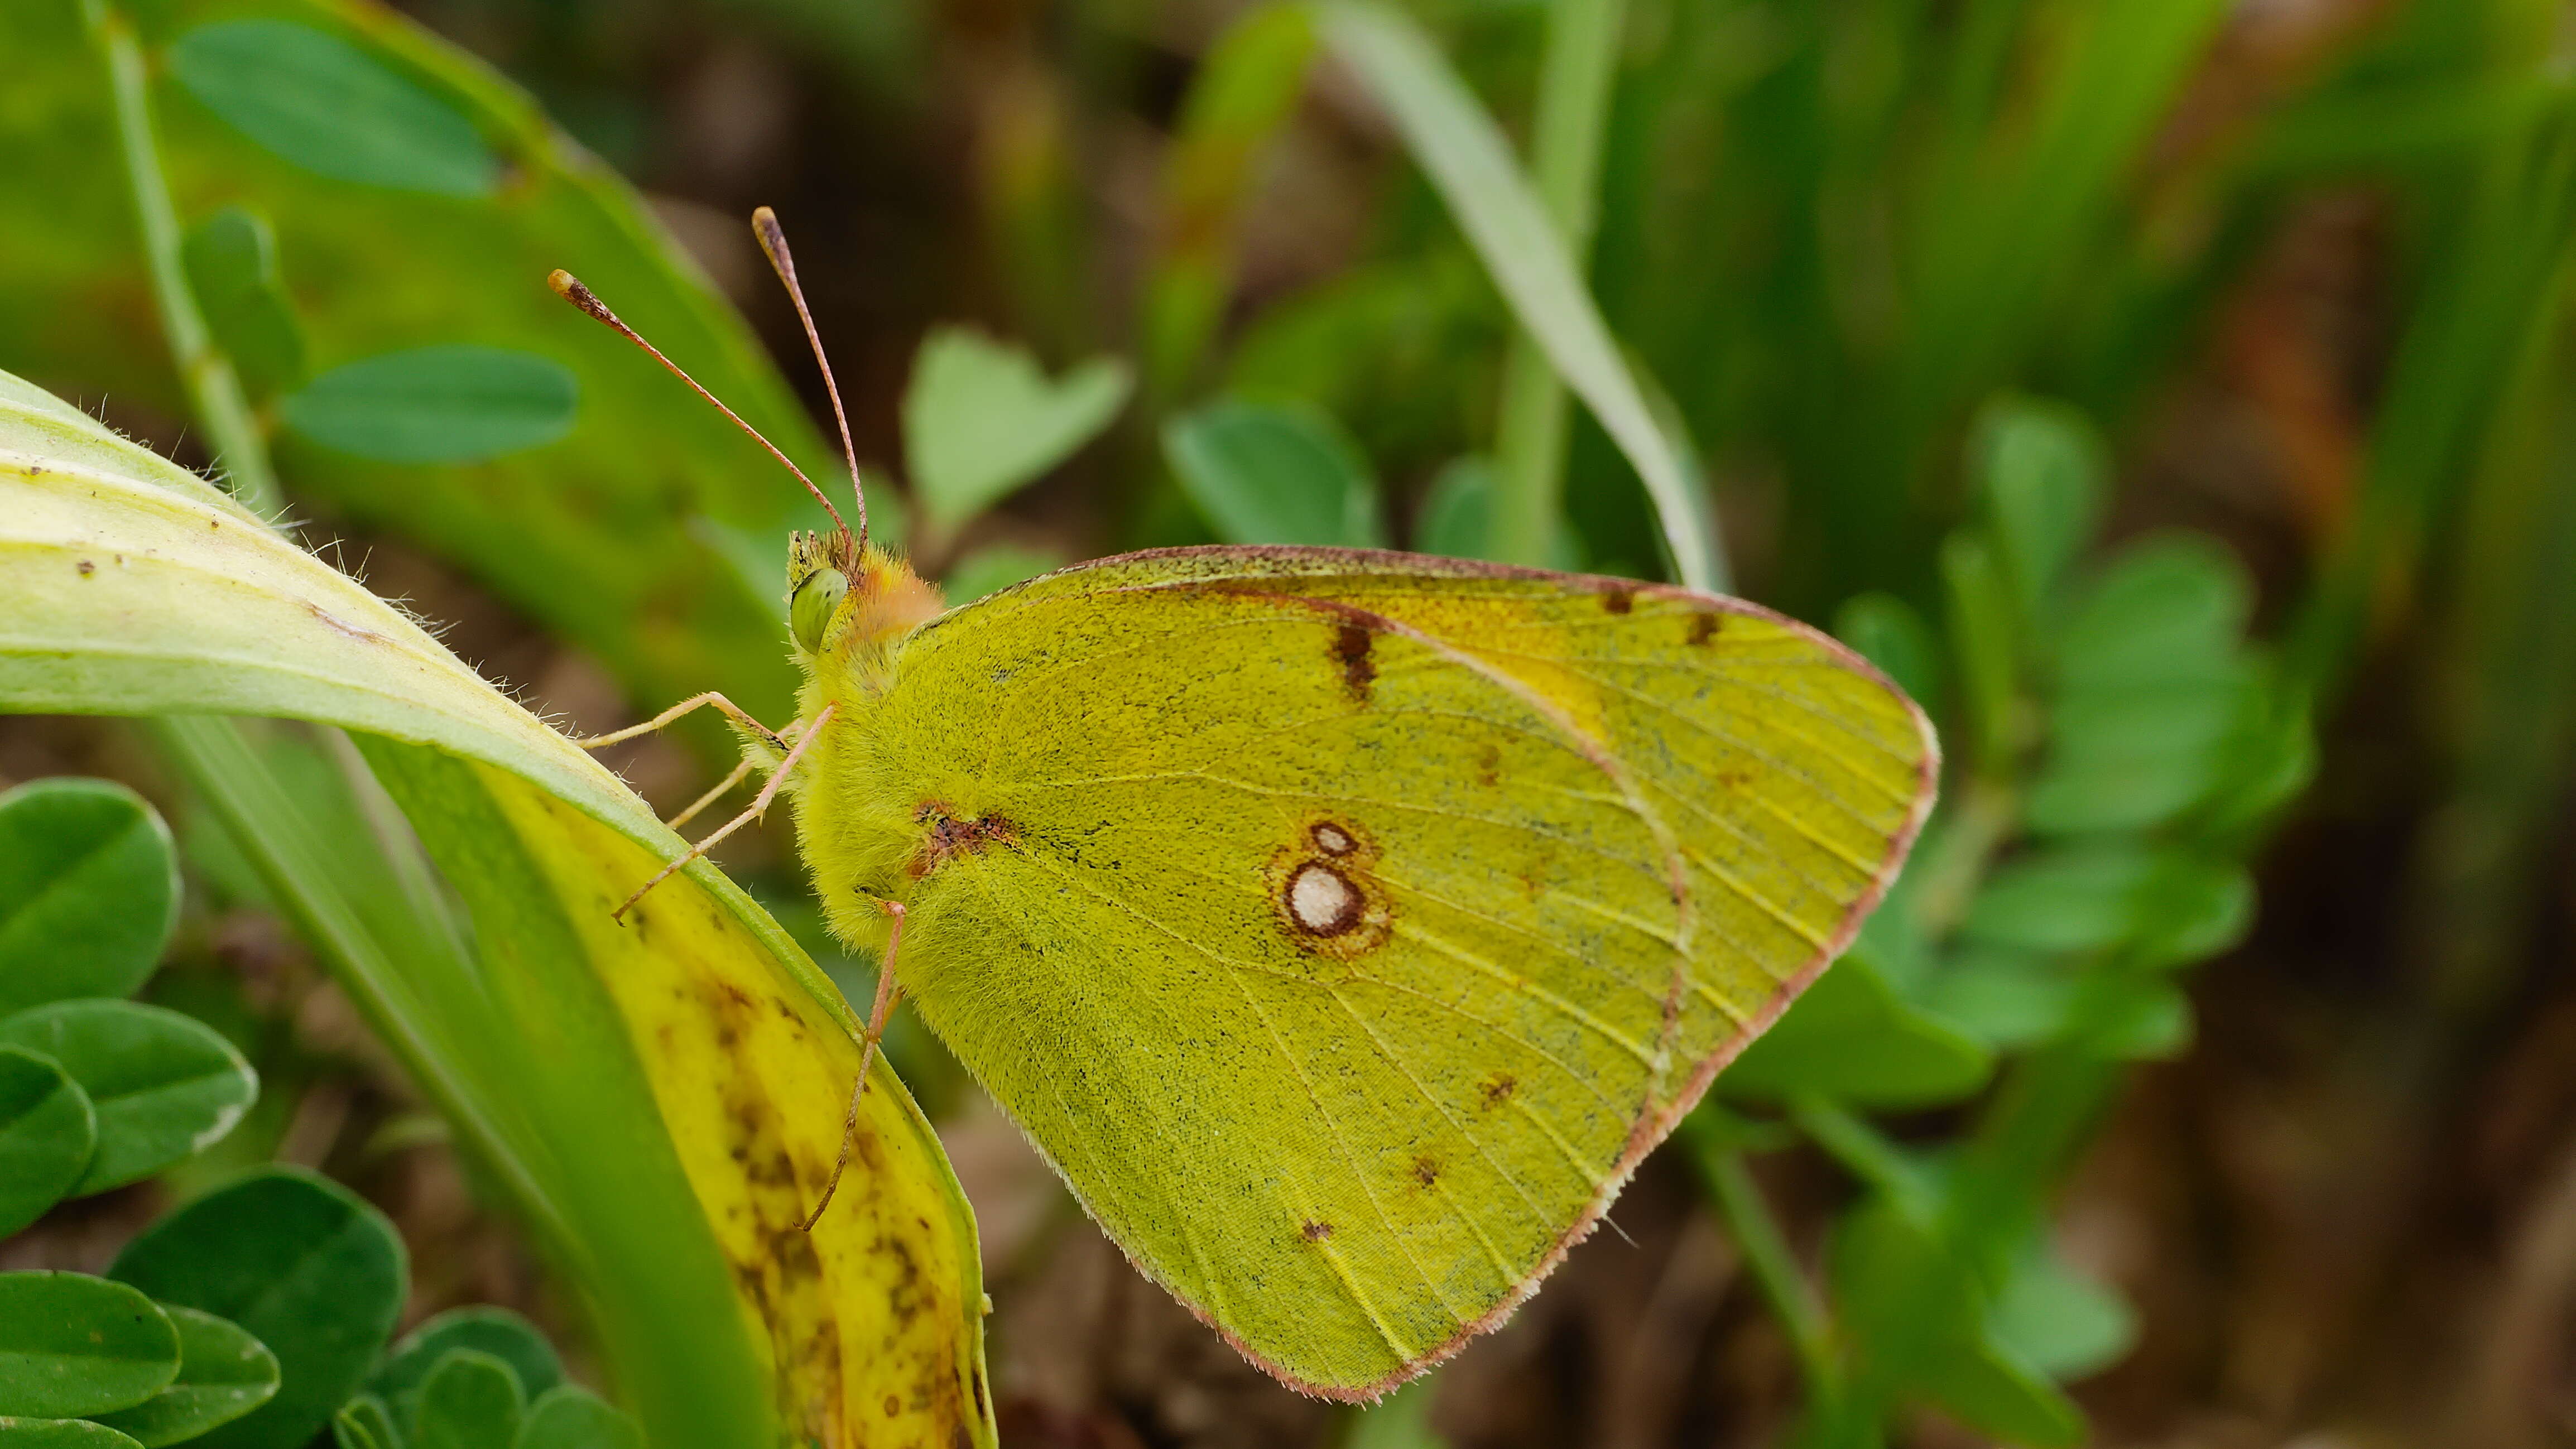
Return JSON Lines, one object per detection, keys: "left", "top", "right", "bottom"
{"left": 1478, "top": 1072, "right": 1518, "bottom": 1109}
{"left": 1603, "top": 587, "right": 1634, "bottom": 614}
{"left": 1301, "top": 1220, "right": 1333, "bottom": 1241}
{"left": 1334, "top": 622, "right": 1376, "bottom": 701}
{"left": 1688, "top": 612, "right": 1722, "bottom": 646}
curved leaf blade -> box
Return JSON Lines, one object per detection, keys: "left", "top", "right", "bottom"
{"left": 0, "top": 374, "right": 993, "bottom": 1447}
{"left": 281, "top": 347, "right": 579, "bottom": 465}
{"left": 167, "top": 20, "right": 498, "bottom": 196}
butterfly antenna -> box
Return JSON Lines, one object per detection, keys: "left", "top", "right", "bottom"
{"left": 548, "top": 269, "right": 850, "bottom": 545}
{"left": 751, "top": 207, "right": 869, "bottom": 555}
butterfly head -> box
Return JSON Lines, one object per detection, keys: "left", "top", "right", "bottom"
{"left": 786, "top": 529, "right": 943, "bottom": 661}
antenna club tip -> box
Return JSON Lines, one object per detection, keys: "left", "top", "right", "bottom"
{"left": 548, "top": 269, "right": 617, "bottom": 324}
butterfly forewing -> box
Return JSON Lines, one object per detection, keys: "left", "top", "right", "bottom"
{"left": 838, "top": 548, "right": 1935, "bottom": 1398}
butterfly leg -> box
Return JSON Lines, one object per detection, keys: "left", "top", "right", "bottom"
{"left": 661, "top": 719, "right": 805, "bottom": 830}
{"left": 800, "top": 898, "right": 905, "bottom": 1233}
{"left": 575, "top": 691, "right": 790, "bottom": 754}
{"left": 610, "top": 701, "right": 835, "bottom": 921}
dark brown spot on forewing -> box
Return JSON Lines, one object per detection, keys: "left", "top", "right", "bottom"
{"left": 908, "top": 802, "right": 1018, "bottom": 879}
{"left": 1602, "top": 586, "right": 1634, "bottom": 614}
{"left": 1478, "top": 1072, "right": 1517, "bottom": 1109}
{"left": 1301, "top": 1220, "right": 1333, "bottom": 1241}
{"left": 1334, "top": 622, "right": 1376, "bottom": 701}
{"left": 1688, "top": 611, "right": 1722, "bottom": 646}
{"left": 1411, "top": 1157, "right": 1440, "bottom": 1187}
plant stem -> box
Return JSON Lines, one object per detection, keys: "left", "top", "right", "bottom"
{"left": 1488, "top": 0, "right": 1626, "bottom": 570}
{"left": 1686, "top": 1120, "right": 1840, "bottom": 1400}
{"left": 87, "top": 0, "right": 285, "bottom": 518}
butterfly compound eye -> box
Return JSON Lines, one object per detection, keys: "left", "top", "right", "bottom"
{"left": 791, "top": 566, "right": 849, "bottom": 652}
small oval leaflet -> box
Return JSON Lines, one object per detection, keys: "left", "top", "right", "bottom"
{"left": 282, "top": 347, "right": 579, "bottom": 465}
{"left": 167, "top": 21, "right": 499, "bottom": 197}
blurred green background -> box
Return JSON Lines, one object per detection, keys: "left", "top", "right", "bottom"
{"left": 6, "top": 0, "right": 2576, "bottom": 1444}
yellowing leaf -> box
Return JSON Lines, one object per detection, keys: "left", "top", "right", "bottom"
{"left": 0, "top": 371, "right": 993, "bottom": 1449}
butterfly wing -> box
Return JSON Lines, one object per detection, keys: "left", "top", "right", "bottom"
{"left": 848, "top": 547, "right": 1935, "bottom": 1398}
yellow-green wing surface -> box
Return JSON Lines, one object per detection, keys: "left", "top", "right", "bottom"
{"left": 801, "top": 547, "right": 1936, "bottom": 1398}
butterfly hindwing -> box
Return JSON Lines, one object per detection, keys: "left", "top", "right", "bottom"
{"left": 821, "top": 547, "right": 1935, "bottom": 1398}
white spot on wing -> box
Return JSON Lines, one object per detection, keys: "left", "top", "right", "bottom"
{"left": 1287, "top": 861, "right": 1359, "bottom": 935}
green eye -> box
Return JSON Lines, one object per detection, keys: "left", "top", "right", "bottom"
{"left": 790, "top": 567, "right": 848, "bottom": 652}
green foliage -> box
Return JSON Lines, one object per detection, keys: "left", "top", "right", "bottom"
{"left": 0, "top": 781, "right": 179, "bottom": 1016}
{"left": 0, "top": 1002, "right": 255, "bottom": 1196}
{"left": 0, "top": 1274, "right": 180, "bottom": 1420}
{"left": 0, "top": 1419, "right": 146, "bottom": 1447}
{"left": 0, "top": 1050, "right": 94, "bottom": 1238}
{"left": 179, "top": 210, "right": 301, "bottom": 399}
{"left": 903, "top": 327, "right": 1131, "bottom": 538}
{"left": 87, "top": 1309, "right": 280, "bottom": 1449}
{"left": 1165, "top": 400, "right": 1386, "bottom": 546}
{"left": 166, "top": 21, "right": 499, "bottom": 197}
{"left": 406, "top": 1351, "right": 522, "bottom": 1449}
{"left": 111, "top": 1171, "right": 404, "bottom": 1449}
{"left": 280, "top": 348, "right": 580, "bottom": 466}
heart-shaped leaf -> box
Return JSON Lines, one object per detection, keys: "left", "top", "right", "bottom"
{"left": 516, "top": 1386, "right": 640, "bottom": 1449}
{"left": 281, "top": 348, "right": 579, "bottom": 466}
{"left": 1164, "top": 399, "right": 1386, "bottom": 547}
{"left": 0, "top": 1002, "right": 257, "bottom": 1195}
{"left": 0, "top": 779, "right": 179, "bottom": 1015}
{"left": 110, "top": 1169, "right": 404, "bottom": 1449}
{"left": 903, "top": 328, "right": 1131, "bottom": 534}
{"left": 166, "top": 20, "right": 498, "bottom": 196}
{"left": 0, "top": 1273, "right": 177, "bottom": 1419}
{"left": 0, "top": 1047, "right": 94, "bottom": 1236}
{"left": 88, "top": 1306, "right": 280, "bottom": 1448}
{"left": 410, "top": 1351, "right": 523, "bottom": 1449}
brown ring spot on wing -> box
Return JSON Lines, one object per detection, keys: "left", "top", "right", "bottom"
{"left": 1310, "top": 821, "right": 1357, "bottom": 856}
{"left": 1333, "top": 622, "right": 1376, "bottom": 701}
{"left": 1285, "top": 861, "right": 1364, "bottom": 936}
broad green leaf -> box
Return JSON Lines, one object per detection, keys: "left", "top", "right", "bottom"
{"left": 0, "top": 1001, "right": 257, "bottom": 1195}
{"left": 0, "top": 779, "right": 179, "bottom": 1015}
{"left": 408, "top": 1351, "right": 522, "bottom": 1449}
{"left": 1918, "top": 949, "right": 2074, "bottom": 1051}
{"left": 940, "top": 544, "right": 1064, "bottom": 605}
{"left": 0, "top": 1047, "right": 94, "bottom": 1236}
{"left": 181, "top": 208, "right": 304, "bottom": 398}
{"left": 903, "top": 328, "right": 1131, "bottom": 536}
{"left": 1972, "top": 398, "right": 2105, "bottom": 618}
{"left": 0, "top": 0, "right": 847, "bottom": 732}
{"left": 281, "top": 348, "right": 579, "bottom": 466}
{"left": 0, "top": 1421, "right": 143, "bottom": 1448}
{"left": 1344, "top": 1376, "right": 1447, "bottom": 1449}
{"left": 1410, "top": 456, "right": 1580, "bottom": 569}
{"left": 88, "top": 1306, "right": 280, "bottom": 1448}
{"left": 1719, "top": 955, "right": 1992, "bottom": 1109}
{"left": 515, "top": 1387, "right": 638, "bottom": 1449}
{"left": 2054, "top": 537, "right": 2251, "bottom": 692}
{"left": 1960, "top": 845, "right": 2159, "bottom": 955}
{"left": 1315, "top": 0, "right": 1724, "bottom": 591}
{"left": 1164, "top": 400, "right": 1386, "bottom": 546}
{"left": 372, "top": 1310, "right": 559, "bottom": 1432}
{"left": 1987, "top": 1246, "right": 2135, "bottom": 1383}
{"left": 110, "top": 1169, "right": 404, "bottom": 1449}
{"left": 2024, "top": 671, "right": 2249, "bottom": 836}
{"left": 0, "top": 373, "right": 991, "bottom": 1446}
{"left": 0, "top": 1273, "right": 177, "bottom": 1419}
{"left": 167, "top": 21, "right": 497, "bottom": 197}
{"left": 329, "top": 1397, "right": 397, "bottom": 1449}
